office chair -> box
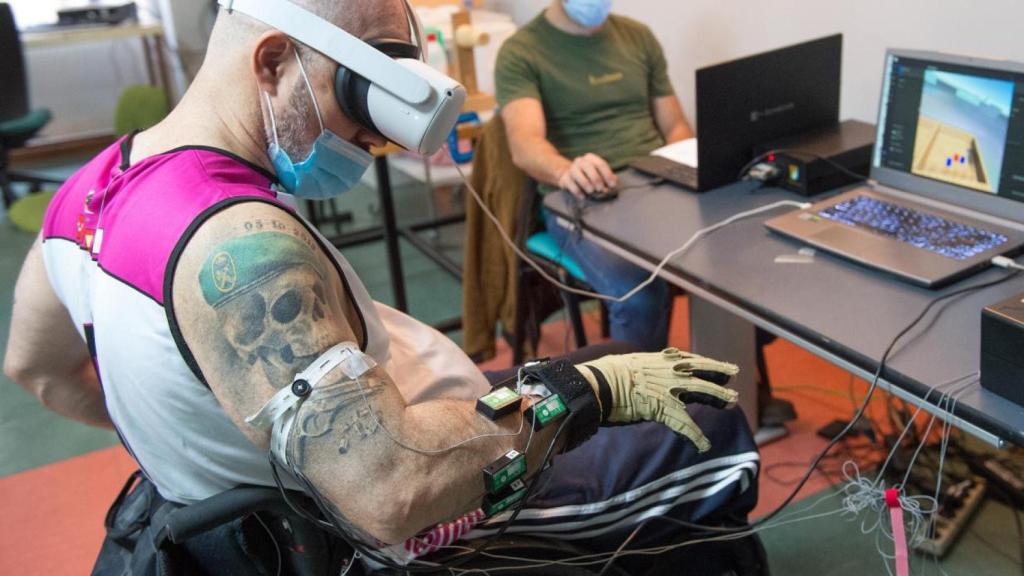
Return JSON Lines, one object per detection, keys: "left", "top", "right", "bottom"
{"left": 511, "top": 178, "right": 611, "bottom": 365}
{"left": 155, "top": 487, "right": 632, "bottom": 576}
{"left": 0, "top": 3, "right": 62, "bottom": 210}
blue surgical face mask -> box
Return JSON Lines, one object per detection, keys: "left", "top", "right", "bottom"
{"left": 563, "top": 0, "right": 612, "bottom": 29}
{"left": 264, "top": 52, "right": 373, "bottom": 200}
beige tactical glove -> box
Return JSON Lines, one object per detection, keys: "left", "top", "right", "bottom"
{"left": 577, "top": 348, "right": 740, "bottom": 452}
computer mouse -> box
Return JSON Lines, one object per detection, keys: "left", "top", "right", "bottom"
{"left": 587, "top": 187, "right": 619, "bottom": 202}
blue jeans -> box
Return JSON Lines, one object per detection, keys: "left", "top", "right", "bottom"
{"left": 543, "top": 210, "right": 671, "bottom": 352}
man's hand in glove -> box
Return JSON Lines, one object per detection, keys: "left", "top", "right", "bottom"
{"left": 577, "top": 348, "right": 739, "bottom": 452}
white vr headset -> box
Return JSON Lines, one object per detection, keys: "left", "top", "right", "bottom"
{"left": 218, "top": 0, "right": 467, "bottom": 155}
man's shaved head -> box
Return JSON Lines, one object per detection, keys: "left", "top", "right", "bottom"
{"left": 176, "top": 0, "right": 412, "bottom": 176}
{"left": 208, "top": 0, "right": 411, "bottom": 67}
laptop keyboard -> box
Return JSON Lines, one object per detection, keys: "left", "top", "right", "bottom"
{"left": 632, "top": 156, "right": 697, "bottom": 186}
{"left": 817, "top": 195, "right": 1008, "bottom": 261}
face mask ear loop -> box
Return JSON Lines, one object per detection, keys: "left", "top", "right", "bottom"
{"left": 294, "top": 49, "right": 326, "bottom": 134}
{"left": 263, "top": 89, "right": 283, "bottom": 149}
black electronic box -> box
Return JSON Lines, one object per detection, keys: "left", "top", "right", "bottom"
{"left": 757, "top": 119, "right": 875, "bottom": 196}
{"left": 981, "top": 292, "right": 1024, "bottom": 407}
{"left": 58, "top": 3, "right": 137, "bottom": 27}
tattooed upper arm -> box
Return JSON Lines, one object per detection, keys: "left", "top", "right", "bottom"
{"left": 171, "top": 202, "right": 363, "bottom": 446}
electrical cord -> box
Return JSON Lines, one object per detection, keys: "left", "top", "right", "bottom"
{"left": 751, "top": 270, "right": 1021, "bottom": 528}
{"left": 268, "top": 410, "right": 572, "bottom": 573}
{"left": 453, "top": 157, "right": 811, "bottom": 305}
{"left": 592, "top": 268, "right": 1023, "bottom": 542}
{"left": 296, "top": 148, "right": 1023, "bottom": 571}
{"left": 436, "top": 487, "right": 847, "bottom": 574}
{"left": 993, "top": 255, "right": 1024, "bottom": 272}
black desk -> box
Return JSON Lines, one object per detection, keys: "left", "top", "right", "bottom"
{"left": 544, "top": 174, "right": 1024, "bottom": 447}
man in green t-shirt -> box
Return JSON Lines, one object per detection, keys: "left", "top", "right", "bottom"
{"left": 496, "top": 0, "right": 692, "bottom": 351}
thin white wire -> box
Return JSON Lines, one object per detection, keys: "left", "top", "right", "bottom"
{"left": 442, "top": 507, "right": 847, "bottom": 574}
{"left": 872, "top": 372, "right": 978, "bottom": 484}
{"left": 339, "top": 551, "right": 361, "bottom": 576}
{"left": 841, "top": 374, "right": 975, "bottom": 576}
{"left": 436, "top": 489, "right": 846, "bottom": 573}
{"left": 452, "top": 160, "right": 810, "bottom": 304}
{"left": 992, "top": 256, "right": 1024, "bottom": 272}
{"left": 426, "top": 377, "right": 975, "bottom": 573}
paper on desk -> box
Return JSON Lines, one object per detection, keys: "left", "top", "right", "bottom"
{"left": 651, "top": 137, "right": 698, "bottom": 168}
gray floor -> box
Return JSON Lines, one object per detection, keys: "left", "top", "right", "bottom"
{"left": 761, "top": 486, "right": 1023, "bottom": 575}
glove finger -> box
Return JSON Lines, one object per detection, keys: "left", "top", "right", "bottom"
{"left": 661, "top": 348, "right": 685, "bottom": 360}
{"left": 662, "top": 406, "right": 712, "bottom": 452}
{"left": 671, "top": 379, "right": 738, "bottom": 409}
{"left": 673, "top": 357, "right": 739, "bottom": 378}
{"left": 691, "top": 370, "right": 732, "bottom": 386}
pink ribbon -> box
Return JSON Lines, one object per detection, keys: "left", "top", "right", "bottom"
{"left": 885, "top": 488, "right": 910, "bottom": 576}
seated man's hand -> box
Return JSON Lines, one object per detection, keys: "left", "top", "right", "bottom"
{"left": 577, "top": 348, "right": 739, "bottom": 452}
{"left": 557, "top": 153, "right": 619, "bottom": 198}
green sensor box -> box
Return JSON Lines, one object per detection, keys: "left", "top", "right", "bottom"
{"left": 483, "top": 479, "right": 527, "bottom": 516}
{"left": 476, "top": 386, "right": 522, "bottom": 420}
{"left": 525, "top": 394, "right": 567, "bottom": 430}
{"left": 482, "top": 449, "right": 527, "bottom": 495}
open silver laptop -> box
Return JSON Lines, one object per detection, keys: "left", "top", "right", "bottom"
{"left": 766, "top": 49, "right": 1024, "bottom": 288}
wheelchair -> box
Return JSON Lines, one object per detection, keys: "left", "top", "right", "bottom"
{"left": 97, "top": 343, "right": 768, "bottom": 575}
{"left": 146, "top": 483, "right": 769, "bottom": 576}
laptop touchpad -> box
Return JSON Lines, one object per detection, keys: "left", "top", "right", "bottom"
{"left": 811, "top": 225, "right": 901, "bottom": 258}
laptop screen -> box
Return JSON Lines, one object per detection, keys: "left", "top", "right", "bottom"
{"left": 873, "top": 54, "right": 1024, "bottom": 205}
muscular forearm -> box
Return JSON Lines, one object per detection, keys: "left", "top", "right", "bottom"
{"left": 287, "top": 367, "right": 562, "bottom": 545}
{"left": 15, "top": 362, "right": 113, "bottom": 429}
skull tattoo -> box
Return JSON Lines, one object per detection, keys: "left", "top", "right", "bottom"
{"left": 218, "top": 265, "right": 331, "bottom": 383}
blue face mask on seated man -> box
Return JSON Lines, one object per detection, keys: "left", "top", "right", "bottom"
{"left": 563, "top": 0, "right": 613, "bottom": 29}
{"left": 265, "top": 51, "right": 373, "bottom": 200}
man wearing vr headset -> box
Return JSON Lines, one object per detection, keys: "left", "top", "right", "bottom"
{"left": 5, "top": 0, "right": 758, "bottom": 572}
{"left": 497, "top": 0, "right": 692, "bottom": 353}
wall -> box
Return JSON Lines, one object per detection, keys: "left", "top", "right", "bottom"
{"left": 19, "top": 1, "right": 1023, "bottom": 142}
{"left": 12, "top": 0, "right": 191, "bottom": 143}
{"left": 156, "top": 0, "right": 216, "bottom": 82}
{"left": 486, "top": 0, "right": 1024, "bottom": 125}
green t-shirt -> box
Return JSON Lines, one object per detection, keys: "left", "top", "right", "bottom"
{"left": 496, "top": 13, "right": 675, "bottom": 172}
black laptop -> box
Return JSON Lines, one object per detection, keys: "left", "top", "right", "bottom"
{"left": 631, "top": 33, "right": 843, "bottom": 191}
{"left": 766, "top": 49, "right": 1024, "bottom": 288}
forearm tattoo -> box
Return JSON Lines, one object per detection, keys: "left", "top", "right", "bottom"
{"left": 289, "top": 376, "right": 389, "bottom": 547}
{"left": 289, "top": 376, "right": 386, "bottom": 467}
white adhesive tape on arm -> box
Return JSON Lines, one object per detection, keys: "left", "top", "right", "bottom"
{"left": 247, "top": 342, "right": 377, "bottom": 429}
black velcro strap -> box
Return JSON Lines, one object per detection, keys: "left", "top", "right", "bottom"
{"left": 584, "top": 365, "right": 613, "bottom": 422}
{"left": 523, "top": 359, "right": 601, "bottom": 450}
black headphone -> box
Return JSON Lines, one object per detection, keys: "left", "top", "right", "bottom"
{"left": 333, "top": 40, "right": 421, "bottom": 137}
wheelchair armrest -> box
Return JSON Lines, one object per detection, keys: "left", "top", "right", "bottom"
{"left": 159, "top": 486, "right": 294, "bottom": 545}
